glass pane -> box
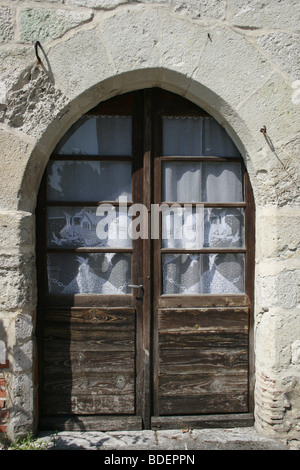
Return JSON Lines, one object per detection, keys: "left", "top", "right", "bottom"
{"left": 47, "top": 206, "right": 132, "bottom": 248}
{"left": 202, "top": 162, "right": 243, "bottom": 202}
{"left": 161, "top": 207, "right": 244, "bottom": 249}
{"left": 162, "top": 116, "right": 240, "bottom": 157}
{"left": 162, "top": 253, "right": 244, "bottom": 294}
{"left": 163, "top": 117, "right": 202, "bottom": 156}
{"left": 162, "top": 162, "right": 202, "bottom": 202}
{"left": 162, "top": 162, "right": 243, "bottom": 202}
{"left": 204, "top": 208, "right": 244, "bottom": 248}
{"left": 47, "top": 160, "right": 132, "bottom": 202}
{"left": 56, "top": 116, "right": 132, "bottom": 156}
{"left": 97, "top": 116, "right": 132, "bottom": 156}
{"left": 203, "top": 118, "right": 240, "bottom": 157}
{"left": 47, "top": 253, "right": 131, "bottom": 295}
{"left": 162, "top": 205, "right": 204, "bottom": 249}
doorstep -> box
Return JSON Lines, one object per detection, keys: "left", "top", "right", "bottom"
{"left": 37, "top": 427, "right": 289, "bottom": 450}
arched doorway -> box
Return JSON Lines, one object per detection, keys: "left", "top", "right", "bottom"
{"left": 36, "top": 89, "right": 255, "bottom": 431}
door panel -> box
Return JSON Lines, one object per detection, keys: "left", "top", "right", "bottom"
{"left": 157, "top": 308, "right": 249, "bottom": 415}
{"left": 152, "top": 89, "right": 254, "bottom": 425}
{"left": 42, "top": 308, "right": 136, "bottom": 416}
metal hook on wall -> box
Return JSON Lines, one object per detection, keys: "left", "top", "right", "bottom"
{"left": 260, "top": 125, "right": 267, "bottom": 135}
{"left": 35, "top": 41, "right": 42, "bottom": 64}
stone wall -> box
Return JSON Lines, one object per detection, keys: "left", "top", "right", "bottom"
{"left": 0, "top": 342, "right": 9, "bottom": 436}
{"left": 0, "top": 0, "right": 299, "bottom": 448}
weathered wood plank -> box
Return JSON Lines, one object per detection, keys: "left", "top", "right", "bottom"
{"left": 44, "top": 295, "right": 134, "bottom": 308}
{"left": 158, "top": 392, "right": 248, "bottom": 415}
{"left": 42, "top": 393, "right": 135, "bottom": 415}
{"left": 159, "top": 308, "right": 249, "bottom": 332}
{"left": 158, "top": 372, "right": 248, "bottom": 397}
{"left": 159, "top": 348, "right": 248, "bottom": 372}
{"left": 159, "top": 332, "right": 248, "bottom": 350}
{"left": 43, "top": 331, "right": 135, "bottom": 352}
{"left": 39, "top": 415, "right": 143, "bottom": 431}
{"left": 42, "top": 350, "right": 135, "bottom": 373}
{"left": 151, "top": 414, "right": 254, "bottom": 430}
{"left": 158, "top": 296, "right": 250, "bottom": 309}
{"left": 156, "top": 307, "right": 249, "bottom": 415}
{"left": 44, "top": 308, "right": 135, "bottom": 331}
{"left": 43, "top": 371, "right": 135, "bottom": 396}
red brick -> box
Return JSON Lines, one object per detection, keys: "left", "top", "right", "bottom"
{"left": 0, "top": 410, "right": 9, "bottom": 419}
{"left": 0, "top": 361, "right": 9, "bottom": 369}
{"left": 0, "top": 425, "right": 7, "bottom": 433}
{"left": 0, "top": 379, "right": 5, "bottom": 387}
{"left": 0, "top": 390, "right": 6, "bottom": 398}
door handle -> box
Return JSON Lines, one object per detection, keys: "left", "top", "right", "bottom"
{"left": 128, "top": 283, "right": 144, "bottom": 299}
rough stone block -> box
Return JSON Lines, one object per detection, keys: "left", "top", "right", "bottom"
{"left": 2, "top": 66, "right": 68, "bottom": 140}
{"left": 193, "top": 26, "right": 273, "bottom": 109}
{"left": 256, "top": 271, "right": 300, "bottom": 310}
{"left": 19, "top": 7, "right": 93, "bottom": 44}
{"left": 0, "top": 254, "right": 36, "bottom": 310}
{"left": 160, "top": 12, "right": 207, "bottom": 75}
{"left": 0, "top": 341, "right": 6, "bottom": 364}
{"left": 0, "top": 46, "right": 33, "bottom": 95}
{"left": 238, "top": 74, "right": 299, "bottom": 145}
{"left": 229, "top": 0, "right": 300, "bottom": 31}
{"left": 292, "top": 340, "right": 300, "bottom": 365}
{"left": 48, "top": 27, "right": 113, "bottom": 99}
{"left": 256, "top": 207, "right": 300, "bottom": 260}
{"left": 0, "top": 128, "right": 35, "bottom": 210}
{"left": 100, "top": 7, "right": 160, "bottom": 73}
{"left": 255, "top": 308, "right": 300, "bottom": 370}
{"left": 66, "top": 0, "right": 128, "bottom": 7}
{"left": 257, "top": 33, "right": 300, "bottom": 81}
{"left": 0, "top": 6, "right": 13, "bottom": 43}
{"left": 172, "top": 0, "right": 226, "bottom": 19}
{"left": 13, "top": 342, "right": 33, "bottom": 373}
{"left": 14, "top": 314, "right": 34, "bottom": 344}
{"left": 66, "top": 0, "right": 170, "bottom": 7}
{"left": 0, "top": 211, "right": 34, "bottom": 250}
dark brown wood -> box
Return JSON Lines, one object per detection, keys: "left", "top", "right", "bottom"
{"left": 39, "top": 415, "right": 143, "bottom": 431}
{"left": 41, "top": 308, "right": 136, "bottom": 416}
{"left": 140, "top": 89, "right": 153, "bottom": 429}
{"left": 160, "top": 89, "right": 209, "bottom": 117}
{"left": 152, "top": 88, "right": 163, "bottom": 416}
{"left": 131, "top": 91, "right": 145, "bottom": 421}
{"left": 157, "top": 308, "right": 249, "bottom": 415}
{"left": 159, "top": 295, "right": 251, "bottom": 309}
{"left": 87, "top": 91, "right": 134, "bottom": 116}
{"left": 244, "top": 169, "right": 256, "bottom": 413}
{"left": 51, "top": 155, "right": 132, "bottom": 161}
{"left": 160, "top": 156, "right": 242, "bottom": 162}
{"left": 151, "top": 414, "right": 254, "bottom": 430}
{"left": 43, "top": 295, "right": 133, "bottom": 308}
{"left": 161, "top": 202, "right": 247, "bottom": 208}
{"left": 47, "top": 247, "right": 133, "bottom": 253}
{"left": 161, "top": 248, "right": 247, "bottom": 254}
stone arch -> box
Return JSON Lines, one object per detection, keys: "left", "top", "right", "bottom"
{"left": 19, "top": 68, "right": 261, "bottom": 214}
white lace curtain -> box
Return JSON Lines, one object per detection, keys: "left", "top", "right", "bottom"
{"left": 162, "top": 116, "right": 244, "bottom": 295}
{"left": 47, "top": 114, "right": 244, "bottom": 295}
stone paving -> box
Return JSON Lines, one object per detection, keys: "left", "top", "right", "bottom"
{"left": 37, "top": 427, "right": 289, "bottom": 451}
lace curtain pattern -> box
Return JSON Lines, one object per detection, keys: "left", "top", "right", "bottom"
{"left": 46, "top": 114, "right": 244, "bottom": 296}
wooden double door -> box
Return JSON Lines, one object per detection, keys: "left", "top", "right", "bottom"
{"left": 37, "top": 89, "right": 255, "bottom": 431}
